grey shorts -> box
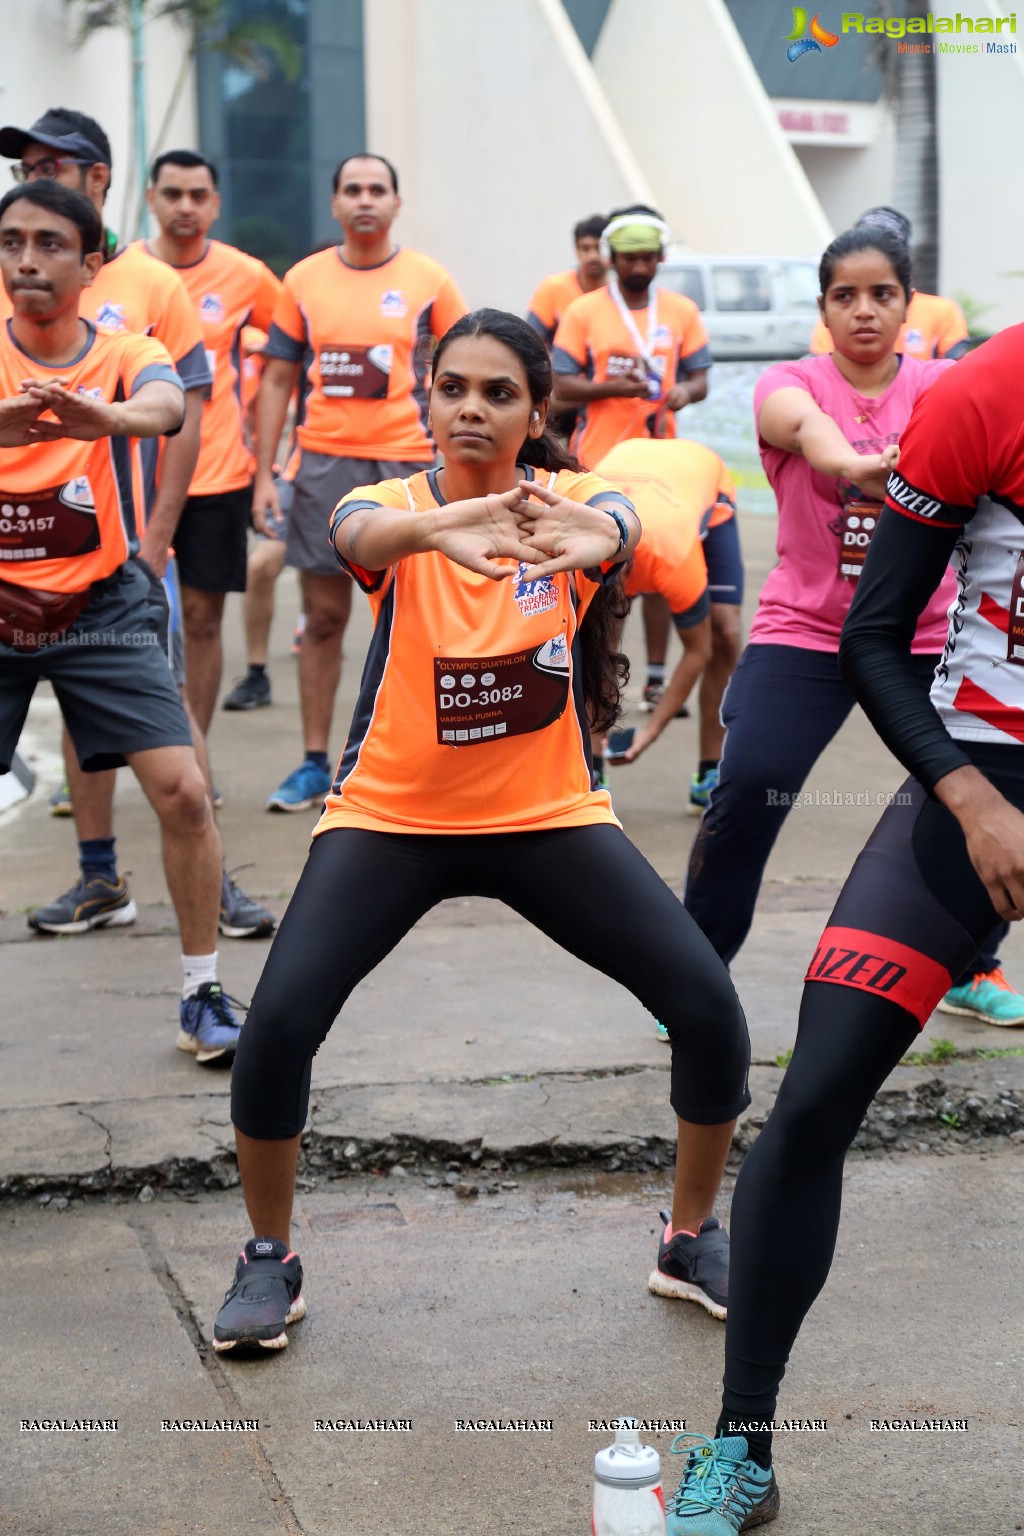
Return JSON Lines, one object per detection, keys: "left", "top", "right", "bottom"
{"left": 0, "top": 558, "right": 193, "bottom": 774}
{"left": 286, "top": 452, "right": 431, "bottom": 576}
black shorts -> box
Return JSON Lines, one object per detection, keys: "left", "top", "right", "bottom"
{"left": 174, "top": 483, "right": 252, "bottom": 593}
{"left": 806, "top": 742, "right": 1024, "bottom": 1028}
{"left": 0, "top": 558, "right": 193, "bottom": 773}
{"left": 703, "top": 516, "right": 744, "bottom": 607}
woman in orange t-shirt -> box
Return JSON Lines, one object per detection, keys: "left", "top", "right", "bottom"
{"left": 212, "top": 311, "right": 750, "bottom": 1354}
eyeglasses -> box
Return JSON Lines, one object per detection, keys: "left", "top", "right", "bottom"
{"left": 10, "top": 157, "right": 92, "bottom": 184}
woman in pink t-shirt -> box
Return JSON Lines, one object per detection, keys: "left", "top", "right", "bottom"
{"left": 683, "top": 226, "right": 958, "bottom": 966}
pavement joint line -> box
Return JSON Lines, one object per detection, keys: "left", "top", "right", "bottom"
{"left": 129, "top": 1217, "right": 308, "bottom": 1536}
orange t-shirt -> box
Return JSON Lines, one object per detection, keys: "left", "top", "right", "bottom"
{"left": 142, "top": 239, "right": 281, "bottom": 495}
{"left": 810, "top": 291, "right": 969, "bottom": 362}
{"left": 553, "top": 286, "right": 712, "bottom": 468}
{"left": 265, "top": 245, "right": 468, "bottom": 461}
{"left": 315, "top": 465, "right": 634, "bottom": 835}
{"left": 526, "top": 269, "right": 586, "bottom": 344}
{"left": 597, "top": 439, "right": 735, "bottom": 619}
{"left": 0, "top": 321, "right": 181, "bottom": 593}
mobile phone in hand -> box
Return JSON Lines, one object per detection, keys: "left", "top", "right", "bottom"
{"left": 605, "top": 727, "right": 635, "bottom": 762}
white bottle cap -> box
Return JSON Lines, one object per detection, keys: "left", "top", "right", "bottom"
{"left": 594, "top": 1417, "right": 662, "bottom": 1489}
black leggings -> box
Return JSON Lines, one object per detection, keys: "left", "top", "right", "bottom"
{"left": 719, "top": 746, "right": 1020, "bottom": 1461}
{"left": 231, "top": 824, "right": 752, "bottom": 1138}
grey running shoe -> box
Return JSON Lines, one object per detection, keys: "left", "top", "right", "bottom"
{"left": 213, "top": 1237, "right": 306, "bottom": 1353}
{"left": 219, "top": 868, "right": 276, "bottom": 939}
{"left": 27, "top": 874, "right": 137, "bottom": 935}
{"left": 648, "top": 1208, "right": 729, "bottom": 1320}
{"left": 223, "top": 670, "right": 271, "bottom": 710}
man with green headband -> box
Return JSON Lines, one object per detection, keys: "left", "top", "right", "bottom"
{"left": 551, "top": 204, "right": 712, "bottom": 469}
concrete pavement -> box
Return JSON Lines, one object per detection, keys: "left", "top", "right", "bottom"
{"left": 3, "top": 511, "right": 1024, "bottom": 1533}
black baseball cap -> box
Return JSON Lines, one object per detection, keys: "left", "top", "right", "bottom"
{"left": 0, "top": 110, "right": 111, "bottom": 166}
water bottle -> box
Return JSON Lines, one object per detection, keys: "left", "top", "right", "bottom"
{"left": 592, "top": 1417, "right": 666, "bottom": 1536}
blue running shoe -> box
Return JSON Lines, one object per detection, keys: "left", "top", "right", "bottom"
{"left": 267, "top": 759, "right": 333, "bottom": 813}
{"left": 48, "top": 777, "right": 73, "bottom": 817}
{"left": 666, "top": 1434, "right": 779, "bottom": 1535}
{"left": 177, "top": 982, "right": 244, "bottom": 1066}
{"left": 937, "top": 966, "right": 1024, "bottom": 1027}
{"left": 689, "top": 766, "right": 719, "bottom": 816}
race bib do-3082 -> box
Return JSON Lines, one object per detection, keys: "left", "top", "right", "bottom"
{"left": 434, "top": 636, "right": 570, "bottom": 745}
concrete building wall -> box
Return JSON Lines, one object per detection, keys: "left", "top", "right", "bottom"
{"left": 592, "top": 0, "right": 832, "bottom": 255}
{"left": 794, "top": 120, "right": 897, "bottom": 244}
{"left": 937, "top": 0, "right": 1024, "bottom": 331}
{"left": 1, "top": 0, "right": 196, "bottom": 240}
{"left": 362, "top": 0, "right": 656, "bottom": 311}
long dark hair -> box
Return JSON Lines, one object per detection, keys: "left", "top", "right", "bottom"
{"left": 431, "top": 308, "right": 629, "bottom": 733}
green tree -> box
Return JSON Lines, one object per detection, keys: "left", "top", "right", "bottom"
{"left": 64, "top": 0, "right": 300, "bottom": 236}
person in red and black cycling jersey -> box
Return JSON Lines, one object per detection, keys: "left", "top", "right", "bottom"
{"left": 661, "top": 321, "right": 1024, "bottom": 1535}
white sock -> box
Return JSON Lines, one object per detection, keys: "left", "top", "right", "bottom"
{"left": 182, "top": 952, "right": 218, "bottom": 1000}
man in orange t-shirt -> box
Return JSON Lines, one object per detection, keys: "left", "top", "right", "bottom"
{"left": 526, "top": 214, "right": 608, "bottom": 346}
{"left": 551, "top": 205, "right": 713, "bottom": 469}
{"left": 256, "top": 154, "right": 467, "bottom": 812}
{"left": 0, "top": 179, "right": 245, "bottom": 1066}
{"left": 144, "top": 149, "right": 281, "bottom": 739}
{"left": 809, "top": 205, "right": 970, "bottom": 362}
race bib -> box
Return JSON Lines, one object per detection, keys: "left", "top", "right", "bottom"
{"left": 838, "top": 500, "right": 882, "bottom": 581}
{"left": 1007, "top": 553, "right": 1024, "bottom": 665}
{"left": 0, "top": 481, "right": 99, "bottom": 565}
{"left": 319, "top": 344, "right": 392, "bottom": 399}
{"left": 434, "top": 636, "right": 570, "bottom": 745}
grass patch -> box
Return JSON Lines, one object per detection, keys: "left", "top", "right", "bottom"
{"left": 901, "top": 1037, "right": 959, "bottom": 1067}
{"left": 775, "top": 1049, "right": 793, "bottom": 1069}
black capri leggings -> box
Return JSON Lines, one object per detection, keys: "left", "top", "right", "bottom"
{"left": 231, "top": 823, "right": 752, "bottom": 1139}
{"left": 718, "top": 743, "right": 1022, "bottom": 1462}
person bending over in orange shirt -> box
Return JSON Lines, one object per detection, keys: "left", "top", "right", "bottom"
{"left": 210, "top": 311, "right": 751, "bottom": 1354}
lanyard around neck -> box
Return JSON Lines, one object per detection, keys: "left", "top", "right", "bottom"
{"left": 609, "top": 281, "right": 659, "bottom": 367}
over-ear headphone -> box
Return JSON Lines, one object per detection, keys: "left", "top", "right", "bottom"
{"left": 599, "top": 212, "right": 673, "bottom": 263}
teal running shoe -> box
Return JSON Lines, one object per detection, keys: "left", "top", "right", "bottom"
{"left": 937, "top": 967, "right": 1024, "bottom": 1027}
{"left": 689, "top": 766, "right": 719, "bottom": 816}
{"left": 655, "top": 1021, "right": 670, "bottom": 1043}
{"left": 666, "top": 1433, "right": 779, "bottom": 1534}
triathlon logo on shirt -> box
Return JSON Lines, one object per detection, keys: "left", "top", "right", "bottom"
{"left": 58, "top": 477, "right": 97, "bottom": 511}
{"left": 200, "top": 293, "right": 226, "bottom": 322}
{"left": 95, "top": 302, "right": 127, "bottom": 331}
{"left": 512, "top": 564, "right": 558, "bottom": 617}
{"left": 380, "top": 289, "right": 407, "bottom": 318}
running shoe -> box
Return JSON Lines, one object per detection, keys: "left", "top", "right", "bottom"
{"left": 648, "top": 1208, "right": 729, "bottom": 1320}
{"left": 267, "top": 760, "right": 333, "bottom": 813}
{"left": 666, "top": 1433, "right": 779, "bottom": 1535}
{"left": 291, "top": 616, "right": 306, "bottom": 656}
{"left": 639, "top": 682, "right": 689, "bottom": 718}
{"left": 937, "top": 967, "right": 1024, "bottom": 1027}
{"left": 177, "top": 982, "right": 244, "bottom": 1066}
{"left": 48, "top": 778, "right": 73, "bottom": 817}
{"left": 655, "top": 1021, "right": 670, "bottom": 1043}
{"left": 219, "top": 868, "right": 276, "bottom": 939}
{"left": 689, "top": 766, "right": 719, "bottom": 816}
{"left": 27, "top": 874, "right": 137, "bottom": 935}
{"left": 211, "top": 785, "right": 225, "bottom": 810}
{"left": 223, "top": 671, "right": 271, "bottom": 711}
{"left": 212, "top": 1237, "right": 306, "bottom": 1353}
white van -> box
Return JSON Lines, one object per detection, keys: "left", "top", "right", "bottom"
{"left": 658, "top": 254, "right": 819, "bottom": 361}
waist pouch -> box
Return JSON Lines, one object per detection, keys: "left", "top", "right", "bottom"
{"left": 0, "top": 574, "right": 93, "bottom": 651}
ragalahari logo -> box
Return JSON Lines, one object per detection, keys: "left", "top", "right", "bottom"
{"left": 786, "top": 8, "right": 840, "bottom": 60}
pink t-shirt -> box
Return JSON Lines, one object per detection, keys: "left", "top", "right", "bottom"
{"left": 750, "top": 353, "right": 956, "bottom": 651}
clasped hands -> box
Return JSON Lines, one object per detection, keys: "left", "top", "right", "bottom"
{"left": 434, "top": 479, "right": 623, "bottom": 582}
{"left": 0, "top": 380, "right": 121, "bottom": 447}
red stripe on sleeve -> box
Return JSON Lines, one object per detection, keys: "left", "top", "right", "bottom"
{"left": 805, "top": 925, "right": 952, "bottom": 1026}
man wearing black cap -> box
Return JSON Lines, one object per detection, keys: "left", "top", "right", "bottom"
{"left": 0, "top": 106, "right": 274, "bottom": 945}
{"left": 810, "top": 205, "right": 970, "bottom": 362}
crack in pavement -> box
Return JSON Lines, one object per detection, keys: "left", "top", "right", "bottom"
{"left": 129, "top": 1218, "right": 307, "bottom": 1536}
{"left": 76, "top": 1107, "right": 112, "bottom": 1167}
